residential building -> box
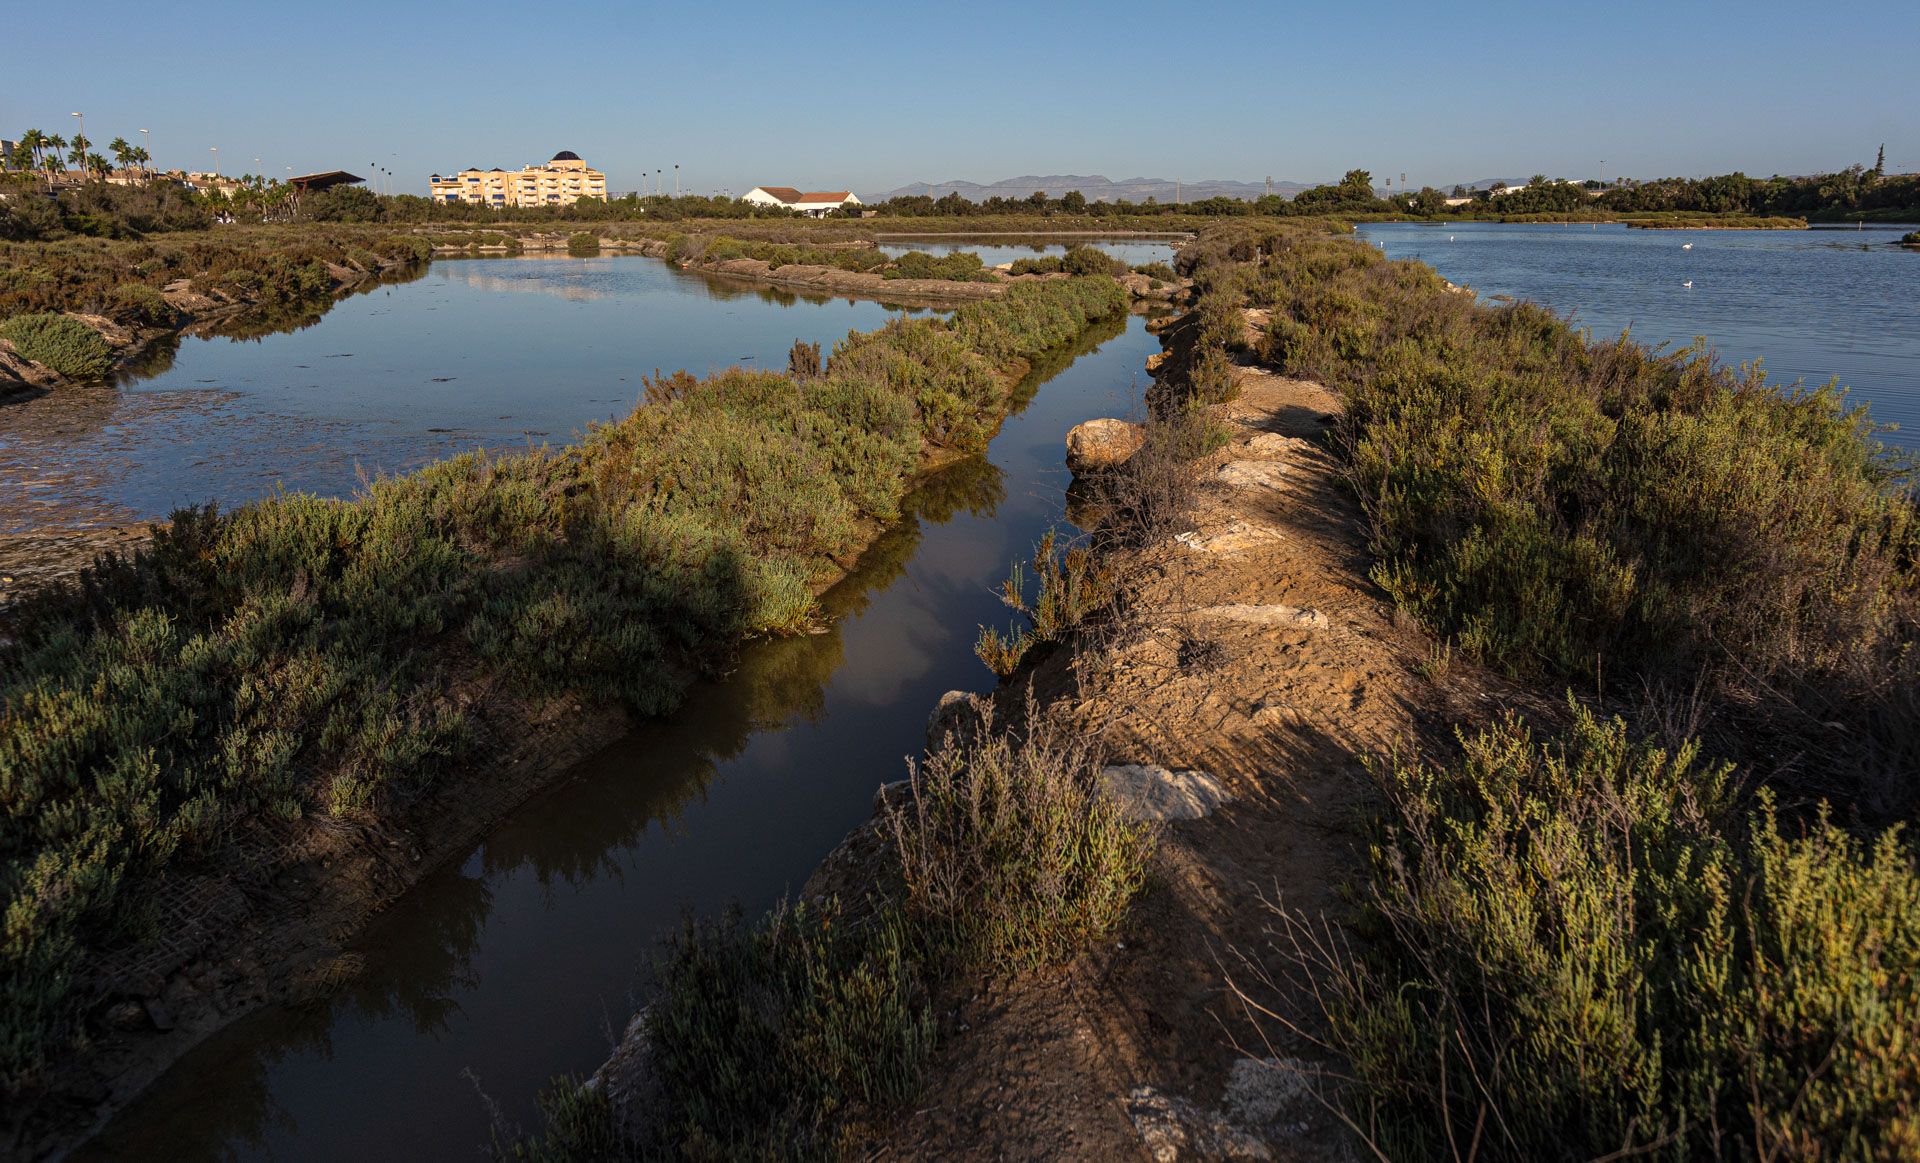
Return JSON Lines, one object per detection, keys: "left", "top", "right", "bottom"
{"left": 429, "top": 151, "right": 607, "bottom": 208}
{"left": 740, "top": 186, "right": 862, "bottom": 216}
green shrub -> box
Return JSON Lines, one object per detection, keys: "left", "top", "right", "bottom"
{"left": 1061, "top": 244, "right": 1122, "bottom": 276}
{"left": 0, "top": 312, "right": 114, "bottom": 378}
{"left": 107, "top": 281, "right": 179, "bottom": 327}
{"left": 1009, "top": 255, "right": 1063, "bottom": 276}
{"left": 0, "top": 273, "right": 1128, "bottom": 1097}
{"left": 565, "top": 231, "right": 600, "bottom": 255}
{"left": 975, "top": 528, "right": 1112, "bottom": 676}
{"left": 1256, "top": 707, "right": 1920, "bottom": 1161}
{"left": 1131, "top": 261, "right": 1177, "bottom": 281}
{"left": 646, "top": 900, "right": 932, "bottom": 1158}
{"left": 884, "top": 249, "right": 987, "bottom": 282}
{"left": 884, "top": 703, "right": 1153, "bottom": 970}
{"left": 1215, "top": 223, "right": 1920, "bottom": 805}
{"left": 490, "top": 1075, "right": 626, "bottom": 1162}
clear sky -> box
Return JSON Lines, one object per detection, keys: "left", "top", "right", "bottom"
{"left": 7, "top": 0, "right": 1916, "bottom": 197}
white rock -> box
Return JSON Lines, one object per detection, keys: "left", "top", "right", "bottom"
{"left": 1101, "top": 765, "right": 1231, "bottom": 821}
{"left": 1245, "top": 432, "right": 1312, "bottom": 457}
{"left": 1223, "top": 1057, "right": 1316, "bottom": 1126}
{"left": 1217, "top": 460, "right": 1287, "bottom": 490}
{"left": 1193, "top": 604, "right": 1329, "bottom": 630}
{"left": 1174, "top": 519, "right": 1284, "bottom": 556}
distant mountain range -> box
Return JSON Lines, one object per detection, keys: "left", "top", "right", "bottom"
{"left": 870, "top": 174, "right": 1316, "bottom": 204}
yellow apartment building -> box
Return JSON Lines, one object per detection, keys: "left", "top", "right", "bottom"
{"left": 429, "top": 151, "right": 607, "bottom": 208}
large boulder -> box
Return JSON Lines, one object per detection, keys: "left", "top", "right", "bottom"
{"left": 1066, "top": 418, "right": 1146, "bottom": 474}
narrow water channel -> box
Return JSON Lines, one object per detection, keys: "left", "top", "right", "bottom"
{"left": 80, "top": 305, "right": 1157, "bottom": 1160}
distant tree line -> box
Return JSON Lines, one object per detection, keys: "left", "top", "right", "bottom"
{"left": 1594, "top": 157, "right": 1920, "bottom": 219}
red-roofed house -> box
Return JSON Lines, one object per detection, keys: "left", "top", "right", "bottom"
{"left": 740, "top": 186, "right": 862, "bottom": 216}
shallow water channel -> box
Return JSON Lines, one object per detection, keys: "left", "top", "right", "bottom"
{"left": 75, "top": 253, "right": 1158, "bottom": 1159}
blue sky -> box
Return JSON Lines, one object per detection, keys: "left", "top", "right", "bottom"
{"left": 7, "top": 0, "right": 1916, "bottom": 196}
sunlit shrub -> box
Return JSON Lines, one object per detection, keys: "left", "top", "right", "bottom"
{"left": 0, "top": 311, "right": 114, "bottom": 378}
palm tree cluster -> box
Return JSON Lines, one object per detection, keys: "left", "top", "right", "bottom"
{"left": 5, "top": 126, "right": 152, "bottom": 185}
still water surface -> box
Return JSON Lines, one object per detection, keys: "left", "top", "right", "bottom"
{"left": 1358, "top": 221, "right": 1920, "bottom": 449}
{"left": 0, "top": 257, "right": 920, "bottom": 532}
{"left": 79, "top": 258, "right": 1157, "bottom": 1160}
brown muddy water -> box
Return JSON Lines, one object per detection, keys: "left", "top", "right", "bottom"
{"left": 67, "top": 255, "right": 1158, "bottom": 1159}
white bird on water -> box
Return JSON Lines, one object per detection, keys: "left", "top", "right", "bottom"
{"left": 1682, "top": 280, "right": 1694, "bottom": 289}
{"left": 1682, "top": 242, "right": 1694, "bottom": 250}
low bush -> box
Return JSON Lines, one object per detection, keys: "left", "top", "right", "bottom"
{"left": 1008, "top": 255, "right": 1063, "bottom": 275}
{"left": 1131, "top": 261, "right": 1177, "bottom": 281}
{"left": 1243, "top": 708, "right": 1920, "bottom": 1161}
{"left": 1061, "top": 244, "right": 1124, "bottom": 276}
{"left": 644, "top": 901, "right": 932, "bottom": 1158}
{"left": 0, "top": 274, "right": 1128, "bottom": 1097}
{"left": 885, "top": 702, "right": 1153, "bottom": 970}
{"left": 1214, "top": 221, "right": 1920, "bottom": 807}
{"left": 0, "top": 312, "right": 114, "bottom": 378}
{"left": 0, "top": 226, "right": 429, "bottom": 334}
{"left": 564, "top": 231, "right": 600, "bottom": 255}
{"left": 974, "top": 528, "right": 1112, "bottom": 677}
{"left": 884, "top": 249, "right": 988, "bottom": 282}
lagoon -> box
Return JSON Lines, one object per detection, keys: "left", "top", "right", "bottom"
{"left": 1358, "top": 221, "right": 1920, "bottom": 449}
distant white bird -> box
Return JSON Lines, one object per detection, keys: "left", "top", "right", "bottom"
{"left": 1449, "top": 235, "right": 1455, "bottom": 241}
{"left": 1682, "top": 280, "right": 1693, "bottom": 288}
{"left": 1682, "top": 242, "right": 1694, "bottom": 250}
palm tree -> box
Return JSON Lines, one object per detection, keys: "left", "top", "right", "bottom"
{"left": 68, "top": 134, "right": 91, "bottom": 178}
{"left": 131, "top": 145, "right": 151, "bottom": 180}
{"left": 109, "top": 136, "right": 133, "bottom": 175}
{"left": 45, "top": 134, "right": 67, "bottom": 185}
{"left": 19, "top": 129, "right": 47, "bottom": 174}
{"left": 87, "top": 152, "right": 110, "bottom": 179}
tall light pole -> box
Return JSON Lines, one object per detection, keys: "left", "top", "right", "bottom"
{"left": 674, "top": 163, "right": 680, "bottom": 197}
{"left": 209, "top": 146, "right": 218, "bottom": 178}
{"left": 70, "top": 112, "right": 84, "bottom": 179}
{"left": 139, "top": 127, "right": 151, "bottom": 179}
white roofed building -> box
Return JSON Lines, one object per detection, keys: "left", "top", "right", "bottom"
{"left": 740, "top": 186, "right": 862, "bottom": 216}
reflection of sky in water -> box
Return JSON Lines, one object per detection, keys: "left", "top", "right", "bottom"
{"left": 84, "top": 307, "right": 1157, "bottom": 1162}
{"left": 0, "top": 256, "right": 907, "bottom": 531}
{"left": 1359, "top": 222, "right": 1920, "bottom": 450}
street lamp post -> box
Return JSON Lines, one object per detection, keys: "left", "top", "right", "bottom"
{"left": 70, "top": 112, "right": 84, "bottom": 180}
{"left": 139, "top": 127, "right": 150, "bottom": 180}
{"left": 675, "top": 163, "right": 680, "bottom": 197}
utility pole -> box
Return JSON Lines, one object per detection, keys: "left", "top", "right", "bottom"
{"left": 1599, "top": 160, "right": 1605, "bottom": 188}
{"left": 1266, "top": 175, "right": 1272, "bottom": 197}
{"left": 675, "top": 163, "right": 680, "bottom": 196}
{"left": 1175, "top": 177, "right": 1181, "bottom": 205}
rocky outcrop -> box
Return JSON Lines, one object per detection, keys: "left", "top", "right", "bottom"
{"left": 1065, "top": 418, "right": 1145, "bottom": 473}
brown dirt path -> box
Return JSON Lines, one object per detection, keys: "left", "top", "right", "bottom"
{"left": 875, "top": 364, "right": 1515, "bottom": 1161}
